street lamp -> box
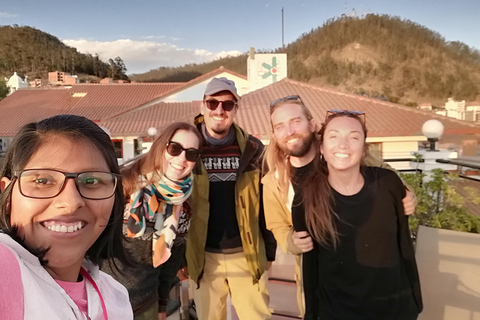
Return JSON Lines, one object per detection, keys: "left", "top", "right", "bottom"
{"left": 421, "top": 119, "right": 444, "bottom": 151}
{"left": 147, "top": 127, "right": 158, "bottom": 138}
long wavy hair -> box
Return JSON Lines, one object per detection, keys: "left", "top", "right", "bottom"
{"left": 264, "top": 100, "right": 337, "bottom": 247}
{"left": 310, "top": 112, "right": 368, "bottom": 246}
{"left": 122, "top": 122, "right": 202, "bottom": 196}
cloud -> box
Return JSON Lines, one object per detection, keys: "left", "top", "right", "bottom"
{"left": 0, "top": 11, "right": 18, "bottom": 18}
{"left": 62, "top": 38, "right": 243, "bottom": 74}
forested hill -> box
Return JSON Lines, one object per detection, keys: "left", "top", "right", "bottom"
{"left": 131, "top": 14, "right": 480, "bottom": 106}
{"left": 0, "top": 25, "right": 128, "bottom": 81}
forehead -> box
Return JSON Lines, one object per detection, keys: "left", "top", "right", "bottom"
{"left": 271, "top": 103, "right": 307, "bottom": 125}
{"left": 205, "top": 91, "right": 235, "bottom": 101}
{"left": 325, "top": 116, "right": 364, "bottom": 132}
{"left": 170, "top": 129, "right": 200, "bottom": 148}
{"left": 25, "top": 136, "right": 109, "bottom": 171}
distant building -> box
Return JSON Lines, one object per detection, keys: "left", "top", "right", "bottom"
{"left": 438, "top": 98, "right": 480, "bottom": 122}
{"left": 5, "top": 72, "right": 29, "bottom": 95}
{"left": 418, "top": 103, "right": 433, "bottom": 111}
{"left": 100, "top": 78, "right": 130, "bottom": 84}
{"left": 48, "top": 71, "right": 78, "bottom": 85}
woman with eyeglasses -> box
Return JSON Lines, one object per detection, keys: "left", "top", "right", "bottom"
{"left": 102, "top": 122, "right": 202, "bottom": 320}
{"left": 0, "top": 114, "right": 133, "bottom": 319}
{"left": 308, "top": 112, "right": 422, "bottom": 319}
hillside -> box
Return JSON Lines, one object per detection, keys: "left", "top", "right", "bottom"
{"left": 131, "top": 14, "right": 480, "bottom": 106}
{"left": 0, "top": 25, "right": 128, "bottom": 81}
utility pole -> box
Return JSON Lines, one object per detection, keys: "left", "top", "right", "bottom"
{"left": 282, "top": 7, "right": 285, "bottom": 50}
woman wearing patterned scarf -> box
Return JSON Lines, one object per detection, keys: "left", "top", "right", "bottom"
{"left": 102, "top": 122, "right": 202, "bottom": 320}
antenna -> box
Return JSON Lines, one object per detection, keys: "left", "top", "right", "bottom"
{"left": 282, "top": 7, "right": 285, "bottom": 50}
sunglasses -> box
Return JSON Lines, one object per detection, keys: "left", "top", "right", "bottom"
{"left": 166, "top": 141, "right": 201, "bottom": 162}
{"left": 269, "top": 95, "right": 303, "bottom": 109}
{"left": 326, "top": 109, "right": 366, "bottom": 124}
{"left": 204, "top": 99, "right": 237, "bottom": 112}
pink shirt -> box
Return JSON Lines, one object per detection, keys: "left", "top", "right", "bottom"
{"left": 0, "top": 243, "right": 89, "bottom": 318}
{"left": 0, "top": 243, "right": 24, "bottom": 320}
{"left": 55, "top": 278, "right": 89, "bottom": 316}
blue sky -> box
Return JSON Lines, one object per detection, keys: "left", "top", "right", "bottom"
{"left": 1, "top": 0, "right": 479, "bottom": 74}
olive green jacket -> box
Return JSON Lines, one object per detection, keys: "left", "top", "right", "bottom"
{"left": 186, "top": 115, "right": 277, "bottom": 285}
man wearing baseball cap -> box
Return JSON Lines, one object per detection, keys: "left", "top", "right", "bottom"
{"left": 186, "top": 77, "right": 276, "bottom": 319}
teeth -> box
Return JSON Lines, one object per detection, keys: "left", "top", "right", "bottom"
{"left": 171, "top": 163, "right": 184, "bottom": 170}
{"left": 335, "top": 153, "right": 349, "bottom": 158}
{"left": 46, "top": 221, "right": 84, "bottom": 233}
{"left": 287, "top": 138, "right": 299, "bottom": 144}
{"left": 213, "top": 117, "right": 224, "bottom": 121}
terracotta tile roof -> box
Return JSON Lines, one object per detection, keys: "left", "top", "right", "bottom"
{"left": 236, "top": 79, "right": 480, "bottom": 138}
{"left": 0, "top": 88, "right": 75, "bottom": 136}
{"left": 466, "top": 101, "right": 480, "bottom": 107}
{"left": 67, "top": 83, "right": 182, "bottom": 120}
{"left": 0, "top": 83, "right": 182, "bottom": 136}
{"left": 99, "top": 101, "right": 200, "bottom": 136}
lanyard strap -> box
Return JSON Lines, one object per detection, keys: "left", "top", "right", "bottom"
{"left": 80, "top": 268, "right": 109, "bottom": 320}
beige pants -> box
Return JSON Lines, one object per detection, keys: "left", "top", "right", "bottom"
{"left": 191, "top": 251, "right": 271, "bottom": 320}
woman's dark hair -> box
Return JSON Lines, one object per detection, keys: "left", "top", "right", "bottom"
{"left": 0, "top": 114, "right": 131, "bottom": 268}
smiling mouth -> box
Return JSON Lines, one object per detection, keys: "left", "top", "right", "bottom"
{"left": 212, "top": 116, "right": 226, "bottom": 121}
{"left": 170, "top": 163, "right": 185, "bottom": 171}
{"left": 286, "top": 138, "right": 299, "bottom": 144}
{"left": 42, "top": 221, "right": 85, "bottom": 233}
{"left": 334, "top": 153, "right": 349, "bottom": 158}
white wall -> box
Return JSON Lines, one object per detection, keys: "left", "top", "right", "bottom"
{"left": 162, "top": 72, "right": 249, "bottom": 102}
{"left": 366, "top": 136, "right": 424, "bottom": 171}
{"left": 247, "top": 53, "right": 287, "bottom": 92}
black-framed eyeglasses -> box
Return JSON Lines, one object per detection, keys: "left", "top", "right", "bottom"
{"left": 14, "top": 169, "right": 120, "bottom": 200}
{"left": 204, "top": 99, "right": 237, "bottom": 112}
{"left": 326, "top": 109, "right": 366, "bottom": 124}
{"left": 166, "top": 141, "right": 202, "bottom": 162}
{"left": 269, "top": 95, "right": 303, "bottom": 109}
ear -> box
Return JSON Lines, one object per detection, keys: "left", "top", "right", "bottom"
{"left": 309, "top": 119, "right": 317, "bottom": 133}
{"left": 200, "top": 101, "right": 205, "bottom": 116}
{"left": 1, "top": 177, "right": 11, "bottom": 192}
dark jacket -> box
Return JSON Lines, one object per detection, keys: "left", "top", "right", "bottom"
{"left": 186, "top": 115, "right": 277, "bottom": 285}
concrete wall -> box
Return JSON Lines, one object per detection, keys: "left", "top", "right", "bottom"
{"left": 416, "top": 226, "right": 480, "bottom": 320}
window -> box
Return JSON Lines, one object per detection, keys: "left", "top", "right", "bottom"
{"left": 112, "top": 139, "right": 123, "bottom": 158}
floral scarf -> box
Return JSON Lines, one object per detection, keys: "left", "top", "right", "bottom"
{"left": 126, "top": 173, "right": 193, "bottom": 267}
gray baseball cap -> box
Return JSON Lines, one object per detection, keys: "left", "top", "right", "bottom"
{"left": 204, "top": 77, "right": 241, "bottom": 101}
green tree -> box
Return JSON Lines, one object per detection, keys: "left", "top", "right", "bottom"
{"left": 0, "top": 79, "right": 9, "bottom": 100}
{"left": 401, "top": 169, "right": 480, "bottom": 237}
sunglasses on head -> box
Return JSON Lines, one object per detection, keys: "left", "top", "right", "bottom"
{"left": 166, "top": 141, "right": 202, "bottom": 162}
{"left": 326, "top": 109, "right": 366, "bottom": 124}
{"left": 269, "top": 95, "right": 303, "bottom": 109}
{"left": 204, "top": 99, "right": 237, "bottom": 112}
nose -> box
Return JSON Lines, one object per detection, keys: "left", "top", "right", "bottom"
{"left": 338, "top": 137, "right": 349, "bottom": 149}
{"left": 214, "top": 102, "right": 225, "bottom": 114}
{"left": 53, "top": 179, "right": 85, "bottom": 212}
{"left": 177, "top": 150, "right": 187, "bottom": 162}
{"left": 286, "top": 123, "right": 295, "bottom": 136}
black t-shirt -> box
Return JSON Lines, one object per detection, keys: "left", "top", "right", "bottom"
{"left": 315, "top": 167, "right": 418, "bottom": 320}
{"left": 291, "top": 160, "right": 319, "bottom": 320}
{"left": 202, "top": 141, "right": 243, "bottom": 252}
